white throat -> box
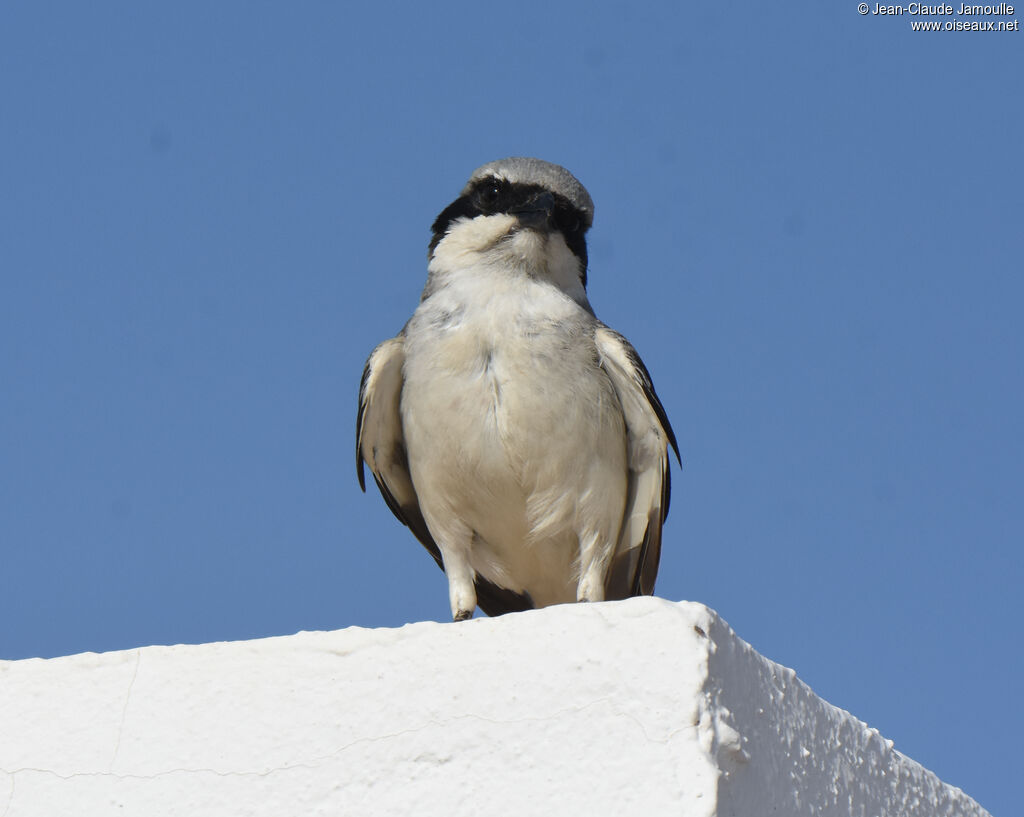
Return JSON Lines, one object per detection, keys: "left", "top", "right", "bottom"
{"left": 427, "top": 214, "right": 590, "bottom": 309}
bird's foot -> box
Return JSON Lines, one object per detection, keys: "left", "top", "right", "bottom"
{"left": 576, "top": 573, "right": 606, "bottom": 603}
{"left": 447, "top": 569, "right": 477, "bottom": 622}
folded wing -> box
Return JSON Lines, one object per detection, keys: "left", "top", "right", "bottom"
{"left": 356, "top": 336, "right": 533, "bottom": 616}
{"left": 595, "top": 326, "right": 680, "bottom": 599}
{"left": 357, "top": 337, "right": 443, "bottom": 569}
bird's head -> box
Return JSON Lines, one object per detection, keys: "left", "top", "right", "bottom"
{"left": 426, "top": 158, "right": 594, "bottom": 302}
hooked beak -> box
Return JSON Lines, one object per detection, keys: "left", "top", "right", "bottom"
{"left": 509, "top": 191, "right": 554, "bottom": 230}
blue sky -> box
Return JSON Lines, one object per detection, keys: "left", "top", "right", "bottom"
{"left": 1, "top": 3, "right": 1020, "bottom": 812}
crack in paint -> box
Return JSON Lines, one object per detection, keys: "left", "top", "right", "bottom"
{"left": 108, "top": 649, "right": 142, "bottom": 773}
{"left": 0, "top": 773, "right": 14, "bottom": 817}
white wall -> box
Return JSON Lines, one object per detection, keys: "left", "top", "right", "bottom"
{"left": 0, "top": 598, "right": 991, "bottom": 816}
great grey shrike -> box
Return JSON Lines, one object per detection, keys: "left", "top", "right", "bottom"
{"left": 357, "top": 157, "right": 679, "bottom": 621}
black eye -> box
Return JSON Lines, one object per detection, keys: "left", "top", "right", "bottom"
{"left": 477, "top": 179, "right": 502, "bottom": 209}
{"left": 555, "top": 206, "right": 580, "bottom": 234}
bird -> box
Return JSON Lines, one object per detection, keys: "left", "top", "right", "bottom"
{"left": 356, "top": 157, "right": 679, "bottom": 621}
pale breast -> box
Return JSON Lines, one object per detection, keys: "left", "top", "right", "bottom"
{"left": 401, "top": 277, "right": 626, "bottom": 527}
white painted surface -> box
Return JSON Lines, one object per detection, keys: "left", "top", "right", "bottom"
{"left": 0, "top": 598, "right": 991, "bottom": 816}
